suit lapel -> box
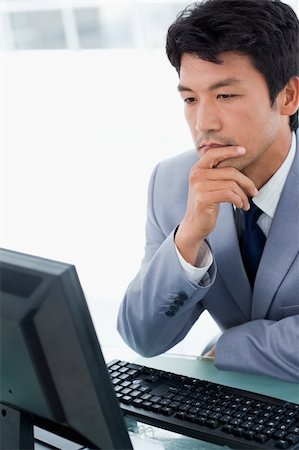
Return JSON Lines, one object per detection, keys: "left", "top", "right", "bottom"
{"left": 252, "top": 143, "right": 299, "bottom": 319}
{"left": 209, "top": 202, "right": 252, "bottom": 318}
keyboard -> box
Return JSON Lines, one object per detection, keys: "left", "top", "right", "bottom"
{"left": 108, "top": 360, "right": 299, "bottom": 450}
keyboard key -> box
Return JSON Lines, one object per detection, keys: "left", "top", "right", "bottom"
{"left": 229, "top": 418, "right": 243, "bottom": 427}
{"left": 142, "top": 401, "right": 152, "bottom": 410}
{"left": 127, "top": 363, "right": 141, "bottom": 370}
{"left": 264, "top": 427, "right": 276, "bottom": 438}
{"left": 254, "top": 433, "right": 268, "bottom": 443}
{"left": 119, "top": 373, "right": 130, "bottom": 380}
{"left": 232, "top": 427, "right": 244, "bottom": 437}
{"left": 289, "top": 425, "right": 299, "bottom": 434}
{"left": 150, "top": 404, "right": 161, "bottom": 413}
{"left": 117, "top": 361, "right": 128, "bottom": 367}
{"left": 194, "top": 416, "right": 206, "bottom": 426}
{"left": 273, "top": 430, "right": 287, "bottom": 440}
{"left": 286, "top": 433, "right": 299, "bottom": 445}
{"left": 132, "top": 398, "right": 143, "bottom": 407}
{"left": 109, "top": 364, "right": 120, "bottom": 371}
{"left": 206, "top": 419, "right": 219, "bottom": 429}
{"left": 161, "top": 407, "right": 174, "bottom": 416}
{"left": 184, "top": 413, "right": 196, "bottom": 422}
{"left": 274, "top": 440, "right": 290, "bottom": 449}
{"left": 243, "top": 430, "right": 255, "bottom": 440}
{"left": 121, "top": 395, "right": 132, "bottom": 404}
{"left": 121, "top": 388, "right": 132, "bottom": 395}
{"left": 145, "top": 375, "right": 161, "bottom": 383}
{"left": 250, "top": 423, "right": 265, "bottom": 433}
{"left": 168, "top": 401, "right": 180, "bottom": 410}
{"left": 219, "top": 415, "right": 232, "bottom": 424}
{"left": 222, "top": 424, "right": 233, "bottom": 434}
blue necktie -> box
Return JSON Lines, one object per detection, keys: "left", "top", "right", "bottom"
{"left": 241, "top": 200, "right": 266, "bottom": 287}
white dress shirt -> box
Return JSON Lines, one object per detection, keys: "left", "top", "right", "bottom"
{"left": 175, "top": 133, "right": 296, "bottom": 284}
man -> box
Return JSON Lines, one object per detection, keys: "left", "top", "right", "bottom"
{"left": 118, "top": 0, "right": 299, "bottom": 382}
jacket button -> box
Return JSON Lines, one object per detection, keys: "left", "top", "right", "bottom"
{"left": 165, "top": 305, "right": 178, "bottom": 316}
{"left": 174, "top": 297, "right": 185, "bottom": 306}
{"left": 176, "top": 291, "right": 188, "bottom": 303}
{"left": 165, "top": 309, "right": 176, "bottom": 317}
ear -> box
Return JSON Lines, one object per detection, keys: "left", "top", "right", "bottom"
{"left": 280, "top": 76, "right": 299, "bottom": 116}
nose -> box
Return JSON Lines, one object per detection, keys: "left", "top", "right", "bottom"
{"left": 194, "top": 99, "right": 222, "bottom": 134}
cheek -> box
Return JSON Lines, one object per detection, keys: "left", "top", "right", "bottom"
{"left": 249, "top": 112, "right": 280, "bottom": 147}
{"left": 185, "top": 110, "right": 197, "bottom": 138}
{"left": 236, "top": 106, "right": 279, "bottom": 148}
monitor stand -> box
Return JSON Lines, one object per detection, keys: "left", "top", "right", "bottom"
{"left": 1, "top": 402, "right": 34, "bottom": 450}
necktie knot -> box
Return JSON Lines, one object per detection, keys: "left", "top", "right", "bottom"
{"left": 243, "top": 200, "right": 263, "bottom": 231}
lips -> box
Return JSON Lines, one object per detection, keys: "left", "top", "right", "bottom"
{"left": 199, "top": 143, "right": 226, "bottom": 154}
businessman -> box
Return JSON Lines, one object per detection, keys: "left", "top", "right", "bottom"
{"left": 118, "top": 0, "right": 299, "bottom": 382}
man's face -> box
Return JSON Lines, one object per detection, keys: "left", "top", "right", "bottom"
{"left": 178, "top": 52, "right": 287, "bottom": 175}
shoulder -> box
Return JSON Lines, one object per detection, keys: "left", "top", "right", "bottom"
{"left": 158, "top": 149, "right": 198, "bottom": 170}
{"left": 153, "top": 149, "right": 198, "bottom": 183}
{"left": 148, "top": 150, "right": 198, "bottom": 230}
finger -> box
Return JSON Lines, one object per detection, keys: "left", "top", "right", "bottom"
{"left": 201, "top": 189, "right": 248, "bottom": 210}
{"left": 202, "top": 167, "right": 258, "bottom": 198}
{"left": 197, "top": 145, "right": 246, "bottom": 169}
{"left": 198, "top": 180, "right": 250, "bottom": 210}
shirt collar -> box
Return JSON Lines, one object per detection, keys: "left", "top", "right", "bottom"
{"left": 253, "top": 132, "right": 296, "bottom": 218}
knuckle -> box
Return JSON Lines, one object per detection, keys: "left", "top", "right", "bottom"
{"left": 227, "top": 167, "right": 238, "bottom": 178}
{"left": 228, "top": 180, "right": 238, "bottom": 190}
{"left": 223, "top": 189, "right": 234, "bottom": 198}
{"left": 189, "top": 167, "right": 204, "bottom": 183}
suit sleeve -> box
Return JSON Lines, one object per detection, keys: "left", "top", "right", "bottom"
{"left": 117, "top": 162, "right": 216, "bottom": 357}
{"left": 215, "top": 315, "right": 299, "bottom": 382}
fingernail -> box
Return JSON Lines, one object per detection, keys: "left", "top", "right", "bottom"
{"left": 236, "top": 147, "right": 246, "bottom": 154}
{"left": 253, "top": 188, "right": 259, "bottom": 196}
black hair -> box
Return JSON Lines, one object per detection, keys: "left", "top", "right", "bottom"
{"left": 166, "top": 0, "right": 299, "bottom": 130}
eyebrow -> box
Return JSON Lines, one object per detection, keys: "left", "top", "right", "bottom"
{"left": 177, "top": 77, "right": 242, "bottom": 93}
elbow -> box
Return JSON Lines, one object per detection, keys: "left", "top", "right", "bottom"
{"left": 117, "top": 317, "right": 164, "bottom": 358}
{"left": 134, "top": 346, "right": 162, "bottom": 358}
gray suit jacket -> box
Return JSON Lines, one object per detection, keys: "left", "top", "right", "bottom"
{"left": 118, "top": 132, "right": 299, "bottom": 382}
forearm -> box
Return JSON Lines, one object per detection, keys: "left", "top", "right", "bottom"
{"left": 215, "top": 316, "right": 299, "bottom": 382}
{"left": 117, "top": 230, "right": 216, "bottom": 357}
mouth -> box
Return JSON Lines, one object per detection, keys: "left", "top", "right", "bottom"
{"left": 199, "top": 143, "right": 228, "bottom": 155}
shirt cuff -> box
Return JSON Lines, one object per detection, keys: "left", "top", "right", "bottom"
{"left": 175, "top": 240, "right": 213, "bottom": 284}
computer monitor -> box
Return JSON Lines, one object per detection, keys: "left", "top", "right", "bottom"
{"left": 0, "top": 248, "right": 133, "bottom": 450}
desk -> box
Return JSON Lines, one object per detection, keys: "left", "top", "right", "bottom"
{"left": 125, "top": 353, "right": 299, "bottom": 450}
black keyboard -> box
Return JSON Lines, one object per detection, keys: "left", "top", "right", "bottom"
{"left": 108, "top": 360, "right": 299, "bottom": 450}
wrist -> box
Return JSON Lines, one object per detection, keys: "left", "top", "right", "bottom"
{"left": 175, "top": 225, "right": 204, "bottom": 265}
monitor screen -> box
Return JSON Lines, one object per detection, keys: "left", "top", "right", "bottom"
{"left": 0, "top": 248, "right": 133, "bottom": 450}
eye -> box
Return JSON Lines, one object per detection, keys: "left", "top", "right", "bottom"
{"left": 184, "top": 97, "right": 196, "bottom": 104}
{"left": 217, "top": 94, "right": 238, "bottom": 100}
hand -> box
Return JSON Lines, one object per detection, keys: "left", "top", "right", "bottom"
{"left": 203, "top": 345, "right": 216, "bottom": 359}
{"left": 175, "top": 145, "right": 258, "bottom": 264}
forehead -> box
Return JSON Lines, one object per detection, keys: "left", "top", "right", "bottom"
{"left": 179, "top": 52, "right": 264, "bottom": 89}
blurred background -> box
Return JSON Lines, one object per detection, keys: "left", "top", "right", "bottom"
{"left": 1, "top": 0, "right": 298, "bottom": 361}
